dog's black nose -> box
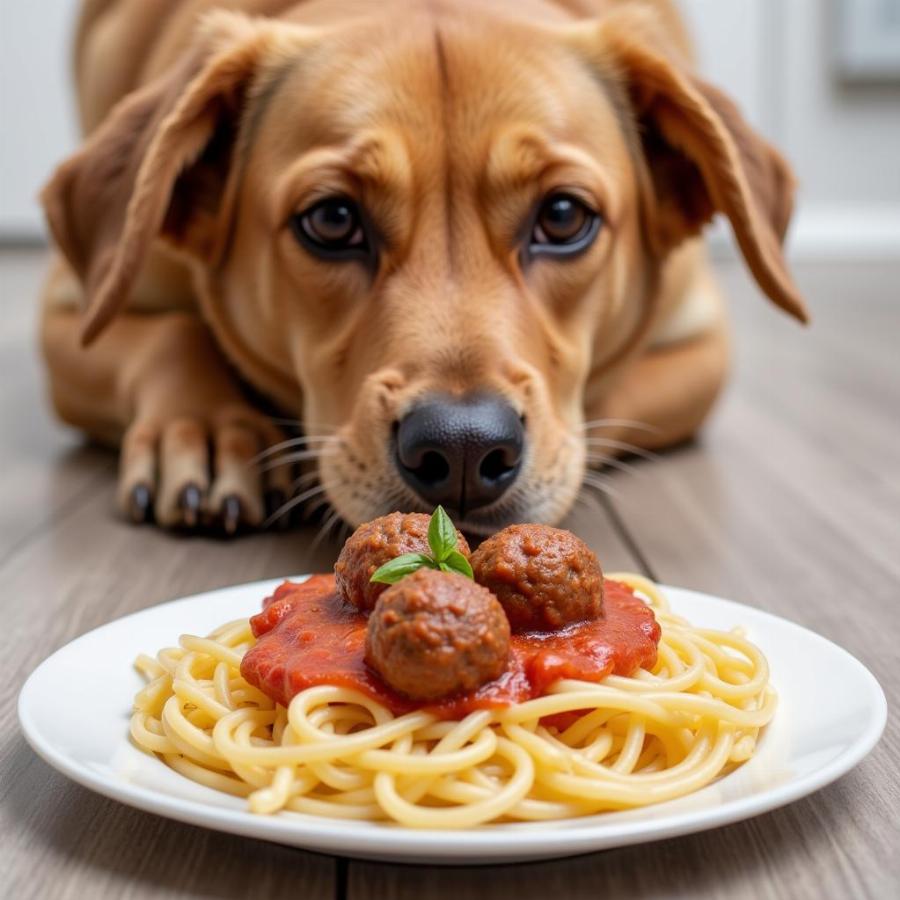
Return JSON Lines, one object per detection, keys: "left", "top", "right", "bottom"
{"left": 395, "top": 393, "right": 524, "bottom": 515}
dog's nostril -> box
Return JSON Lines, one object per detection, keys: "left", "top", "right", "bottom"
{"left": 479, "top": 448, "right": 517, "bottom": 483}
{"left": 394, "top": 393, "right": 524, "bottom": 514}
{"left": 416, "top": 450, "right": 450, "bottom": 485}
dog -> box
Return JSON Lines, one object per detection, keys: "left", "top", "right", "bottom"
{"left": 39, "top": 0, "right": 807, "bottom": 537}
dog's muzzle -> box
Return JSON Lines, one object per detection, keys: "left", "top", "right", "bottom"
{"left": 394, "top": 393, "right": 524, "bottom": 517}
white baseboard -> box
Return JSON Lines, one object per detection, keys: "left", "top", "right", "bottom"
{"left": 708, "top": 206, "right": 900, "bottom": 261}
{"left": 0, "top": 217, "right": 47, "bottom": 244}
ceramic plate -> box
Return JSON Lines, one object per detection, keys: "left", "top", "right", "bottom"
{"left": 18, "top": 577, "right": 886, "bottom": 864}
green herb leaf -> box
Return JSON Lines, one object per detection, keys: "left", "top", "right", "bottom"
{"left": 369, "top": 553, "right": 436, "bottom": 585}
{"left": 368, "top": 508, "right": 468, "bottom": 587}
{"left": 441, "top": 550, "right": 474, "bottom": 580}
{"left": 428, "top": 505, "right": 458, "bottom": 562}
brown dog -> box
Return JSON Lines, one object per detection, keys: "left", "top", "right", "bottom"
{"left": 39, "top": 0, "right": 807, "bottom": 536}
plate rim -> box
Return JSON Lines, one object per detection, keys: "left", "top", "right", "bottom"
{"left": 17, "top": 576, "right": 888, "bottom": 863}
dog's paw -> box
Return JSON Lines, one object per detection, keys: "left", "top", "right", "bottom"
{"left": 116, "top": 406, "right": 293, "bottom": 534}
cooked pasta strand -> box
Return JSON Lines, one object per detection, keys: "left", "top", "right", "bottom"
{"left": 130, "top": 574, "right": 775, "bottom": 827}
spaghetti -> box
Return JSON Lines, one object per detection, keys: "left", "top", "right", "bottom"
{"left": 130, "top": 573, "right": 775, "bottom": 827}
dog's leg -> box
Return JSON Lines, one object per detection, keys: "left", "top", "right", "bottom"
{"left": 585, "top": 322, "right": 729, "bottom": 454}
{"left": 584, "top": 249, "right": 730, "bottom": 453}
{"left": 40, "top": 260, "right": 291, "bottom": 531}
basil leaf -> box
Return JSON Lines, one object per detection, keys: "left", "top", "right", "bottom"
{"left": 428, "top": 505, "right": 458, "bottom": 562}
{"left": 369, "top": 553, "right": 435, "bottom": 584}
{"left": 442, "top": 550, "right": 474, "bottom": 580}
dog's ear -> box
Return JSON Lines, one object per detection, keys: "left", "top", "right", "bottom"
{"left": 41, "top": 12, "right": 308, "bottom": 344}
{"left": 569, "top": 13, "right": 807, "bottom": 322}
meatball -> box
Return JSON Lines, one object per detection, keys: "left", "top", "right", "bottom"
{"left": 470, "top": 524, "right": 604, "bottom": 632}
{"left": 335, "top": 512, "right": 470, "bottom": 612}
{"left": 365, "top": 568, "right": 510, "bottom": 701}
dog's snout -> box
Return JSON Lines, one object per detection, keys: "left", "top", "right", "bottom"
{"left": 394, "top": 394, "right": 524, "bottom": 515}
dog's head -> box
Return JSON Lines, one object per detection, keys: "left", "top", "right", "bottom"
{"left": 43, "top": 5, "right": 806, "bottom": 532}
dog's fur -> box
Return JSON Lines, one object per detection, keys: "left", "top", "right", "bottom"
{"left": 40, "top": 0, "right": 807, "bottom": 534}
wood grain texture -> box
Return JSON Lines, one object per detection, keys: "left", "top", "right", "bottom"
{"left": 1, "top": 249, "right": 898, "bottom": 899}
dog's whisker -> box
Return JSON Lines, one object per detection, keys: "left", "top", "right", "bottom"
{"left": 569, "top": 489, "right": 604, "bottom": 520}
{"left": 307, "top": 497, "right": 332, "bottom": 520}
{"left": 583, "top": 454, "right": 644, "bottom": 477}
{"left": 253, "top": 435, "right": 340, "bottom": 464}
{"left": 291, "top": 469, "right": 322, "bottom": 493}
{"left": 263, "top": 484, "right": 328, "bottom": 529}
{"left": 265, "top": 417, "right": 338, "bottom": 432}
{"left": 581, "top": 473, "right": 624, "bottom": 502}
{"left": 582, "top": 437, "right": 660, "bottom": 462}
{"left": 572, "top": 489, "right": 605, "bottom": 515}
{"left": 582, "top": 470, "right": 617, "bottom": 487}
{"left": 309, "top": 507, "right": 343, "bottom": 554}
{"left": 305, "top": 500, "right": 334, "bottom": 547}
{"left": 580, "top": 485, "right": 623, "bottom": 504}
{"left": 258, "top": 448, "right": 338, "bottom": 473}
{"left": 267, "top": 417, "right": 303, "bottom": 428}
{"left": 579, "top": 418, "right": 660, "bottom": 434}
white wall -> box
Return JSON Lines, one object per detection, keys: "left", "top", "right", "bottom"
{"left": 1, "top": 0, "right": 899, "bottom": 255}
{"left": 0, "top": 0, "right": 79, "bottom": 239}
{"left": 681, "top": 0, "right": 900, "bottom": 257}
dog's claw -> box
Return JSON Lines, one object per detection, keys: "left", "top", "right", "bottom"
{"left": 129, "top": 484, "right": 152, "bottom": 524}
{"left": 222, "top": 495, "right": 242, "bottom": 536}
{"left": 179, "top": 483, "right": 202, "bottom": 527}
{"left": 265, "top": 489, "right": 290, "bottom": 530}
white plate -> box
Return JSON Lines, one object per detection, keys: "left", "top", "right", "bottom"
{"left": 18, "top": 577, "right": 886, "bottom": 865}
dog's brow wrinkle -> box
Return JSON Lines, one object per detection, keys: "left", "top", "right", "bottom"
{"left": 432, "top": 24, "right": 455, "bottom": 267}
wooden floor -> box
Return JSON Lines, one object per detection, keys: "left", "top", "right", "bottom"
{"left": 1, "top": 247, "right": 898, "bottom": 899}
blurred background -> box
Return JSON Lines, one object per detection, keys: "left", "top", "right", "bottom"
{"left": 2, "top": 0, "right": 899, "bottom": 254}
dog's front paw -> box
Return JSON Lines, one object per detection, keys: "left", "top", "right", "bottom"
{"left": 116, "top": 407, "right": 292, "bottom": 534}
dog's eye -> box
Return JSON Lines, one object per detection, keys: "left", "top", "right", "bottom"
{"left": 529, "top": 193, "right": 601, "bottom": 257}
{"left": 291, "top": 197, "right": 369, "bottom": 259}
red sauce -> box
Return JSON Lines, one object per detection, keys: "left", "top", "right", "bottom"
{"left": 241, "top": 575, "right": 660, "bottom": 719}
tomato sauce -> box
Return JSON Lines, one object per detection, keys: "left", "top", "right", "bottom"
{"left": 241, "top": 575, "right": 660, "bottom": 719}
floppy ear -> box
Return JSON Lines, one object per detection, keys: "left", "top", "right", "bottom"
{"left": 571, "top": 14, "right": 808, "bottom": 323}
{"left": 41, "top": 12, "right": 304, "bottom": 345}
